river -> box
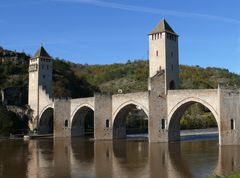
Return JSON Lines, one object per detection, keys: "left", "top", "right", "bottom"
{"left": 0, "top": 135, "right": 240, "bottom": 178}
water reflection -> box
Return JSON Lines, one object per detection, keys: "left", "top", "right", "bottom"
{"left": 0, "top": 140, "right": 29, "bottom": 178}
{"left": 215, "top": 145, "right": 240, "bottom": 176}
{"left": 112, "top": 140, "right": 149, "bottom": 177}
{"left": 0, "top": 138, "right": 240, "bottom": 178}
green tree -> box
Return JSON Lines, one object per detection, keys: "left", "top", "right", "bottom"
{"left": 0, "top": 105, "right": 28, "bottom": 136}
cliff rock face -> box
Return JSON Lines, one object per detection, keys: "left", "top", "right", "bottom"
{"left": 0, "top": 47, "right": 29, "bottom": 64}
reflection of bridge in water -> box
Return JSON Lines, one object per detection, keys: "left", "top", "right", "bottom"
{"left": 28, "top": 19, "right": 240, "bottom": 145}
{"left": 0, "top": 139, "right": 240, "bottom": 178}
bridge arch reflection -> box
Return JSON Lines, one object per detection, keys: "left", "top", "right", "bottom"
{"left": 18, "top": 138, "right": 240, "bottom": 178}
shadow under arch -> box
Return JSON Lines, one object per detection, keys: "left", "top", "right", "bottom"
{"left": 113, "top": 103, "right": 148, "bottom": 139}
{"left": 71, "top": 106, "right": 94, "bottom": 137}
{"left": 168, "top": 99, "right": 219, "bottom": 142}
{"left": 38, "top": 107, "right": 54, "bottom": 134}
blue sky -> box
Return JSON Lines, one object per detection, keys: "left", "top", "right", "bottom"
{"left": 1, "top": 0, "right": 240, "bottom": 73}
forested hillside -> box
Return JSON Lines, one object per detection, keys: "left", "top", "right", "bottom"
{"left": 71, "top": 61, "right": 240, "bottom": 93}
{"left": 1, "top": 47, "right": 240, "bottom": 99}
{"left": 1, "top": 47, "right": 240, "bottom": 135}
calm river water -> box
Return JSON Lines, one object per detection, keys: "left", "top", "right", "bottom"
{"left": 0, "top": 137, "right": 240, "bottom": 178}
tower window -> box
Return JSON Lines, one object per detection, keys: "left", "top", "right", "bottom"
{"left": 171, "top": 52, "right": 173, "bottom": 57}
{"left": 152, "top": 35, "right": 154, "bottom": 40}
{"left": 161, "top": 119, "right": 165, "bottom": 129}
{"left": 47, "top": 65, "right": 49, "bottom": 70}
{"left": 65, "top": 120, "right": 68, "bottom": 127}
{"left": 106, "top": 119, "right": 110, "bottom": 128}
{"left": 173, "top": 35, "right": 177, "bottom": 41}
{"left": 171, "top": 64, "right": 174, "bottom": 71}
{"left": 42, "top": 75, "right": 45, "bottom": 79}
{"left": 231, "top": 118, "right": 235, "bottom": 130}
{"left": 156, "top": 50, "right": 158, "bottom": 56}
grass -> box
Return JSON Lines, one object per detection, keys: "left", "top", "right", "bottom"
{"left": 207, "top": 173, "right": 240, "bottom": 178}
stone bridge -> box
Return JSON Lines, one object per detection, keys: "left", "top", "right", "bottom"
{"left": 37, "top": 85, "right": 240, "bottom": 145}
{"left": 29, "top": 19, "right": 240, "bottom": 145}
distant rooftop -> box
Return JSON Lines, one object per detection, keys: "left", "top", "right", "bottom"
{"left": 33, "top": 46, "right": 51, "bottom": 59}
{"left": 149, "top": 19, "right": 177, "bottom": 35}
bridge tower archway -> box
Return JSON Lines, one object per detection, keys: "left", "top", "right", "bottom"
{"left": 168, "top": 99, "right": 220, "bottom": 143}
{"left": 38, "top": 107, "right": 54, "bottom": 134}
{"left": 71, "top": 106, "right": 94, "bottom": 137}
{"left": 169, "top": 80, "right": 175, "bottom": 90}
{"left": 113, "top": 102, "right": 149, "bottom": 139}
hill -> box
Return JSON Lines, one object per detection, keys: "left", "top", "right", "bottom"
{"left": 1, "top": 47, "right": 240, "bottom": 99}
{"left": 71, "top": 60, "right": 240, "bottom": 93}
{"left": 1, "top": 47, "right": 240, "bottom": 135}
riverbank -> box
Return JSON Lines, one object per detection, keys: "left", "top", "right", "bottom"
{"left": 127, "top": 128, "right": 219, "bottom": 141}
{"left": 181, "top": 128, "right": 218, "bottom": 141}
{"left": 181, "top": 128, "right": 218, "bottom": 136}
{"left": 207, "top": 173, "right": 240, "bottom": 178}
{"left": 0, "top": 128, "right": 219, "bottom": 141}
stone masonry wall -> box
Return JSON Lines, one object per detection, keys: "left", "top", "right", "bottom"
{"left": 219, "top": 87, "right": 240, "bottom": 145}
{"left": 149, "top": 71, "right": 168, "bottom": 142}
{"left": 54, "top": 99, "right": 71, "bottom": 137}
{"left": 94, "top": 93, "right": 113, "bottom": 140}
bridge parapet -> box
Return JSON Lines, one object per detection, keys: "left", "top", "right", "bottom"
{"left": 168, "top": 89, "right": 218, "bottom": 94}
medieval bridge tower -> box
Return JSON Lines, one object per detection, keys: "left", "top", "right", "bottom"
{"left": 28, "top": 47, "right": 53, "bottom": 132}
{"left": 28, "top": 19, "right": 240, "bottom": 145}
{"left": 148, "top": 19, "right": 179, "bottom": 92}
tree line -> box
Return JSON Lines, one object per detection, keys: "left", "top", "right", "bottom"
{"left": 1, "top": 48, "right": 240, "bottom": 135}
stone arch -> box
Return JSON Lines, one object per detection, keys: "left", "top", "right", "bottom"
{"left": 38, "top": 107, "right": 54, "bottom": 134}
{"left": 113, "top": 101, "right": 149, "bottom": 139}
{"left": 112, "top": 100, "right": 149, "bottom": 122}
{"left": 70, "top": 104, "right": 94, "bottom": 124}
{"left": 71, "top": 105, "right": 94, "bottom": 137}
{"left": 168, "top": 97, "right": 219, "bottom": 142}
{"left": 39, "top": 104, "right": 53, "bottom": 119}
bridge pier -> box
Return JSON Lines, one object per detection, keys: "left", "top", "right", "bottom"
{"left": 94, "top": 93, "right": 113, "bottom": 140}
{"left": 54, "top": 99, "right": 71, "bottom": 137}
{"left": 149, "top": 72, "right": 169, "bottom": 142}
{"left": 219, "top": 87, "right": 240, "bottom": 145}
